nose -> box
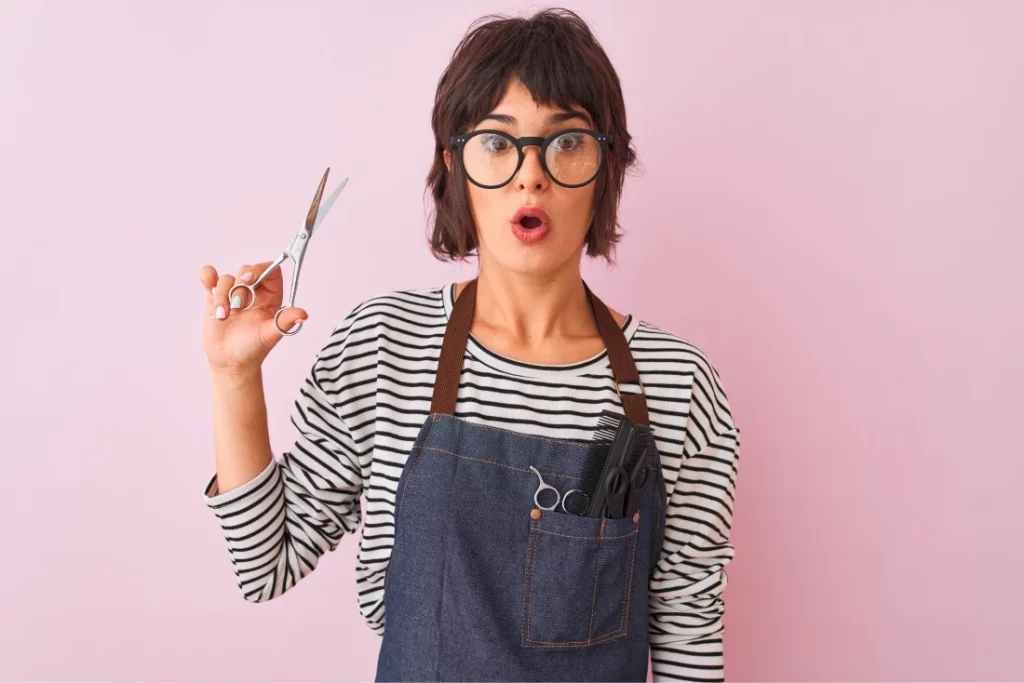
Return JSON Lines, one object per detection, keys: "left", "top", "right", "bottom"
{"left": 514, "top": 143, "right": 549, "bottom": 191}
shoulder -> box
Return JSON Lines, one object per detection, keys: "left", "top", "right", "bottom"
{"left": 310, "top": 283, "right": 448, "bottom": 381}
{"left": 317, "top": 283, "right": 448, "bottom": 353}
{"left": 334, "top": 283, "right": 447, "bottom": 331}
{"left": 631, "top": 318, "right": 739, "bottom": 436}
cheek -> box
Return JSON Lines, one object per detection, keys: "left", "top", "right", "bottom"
{"left": 566, "top": 188, "right": 597, "bottom": 230}
{"left": 466, "top": 185, "right": 485, "bottom": 223}
{"left": 467, "top": 185, "right": 507, "bottom": 229}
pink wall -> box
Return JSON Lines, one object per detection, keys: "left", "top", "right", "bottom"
{"left": 1, "top": 1, "right": 1021, "bottom": 680}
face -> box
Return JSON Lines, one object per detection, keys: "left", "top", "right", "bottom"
{"left": 444, "top": 77, "right": 599, "bottom": 276}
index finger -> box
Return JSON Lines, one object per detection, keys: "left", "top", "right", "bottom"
{"left": 245, "top": 260, "right": 284, "bottom": 294}
{"left": 237, "top": 260, "right": 282, "bottom": 284}
{"left": 235, "top": 261, "right": 275, "bottom": 281}
{"left": 199, "top": 265, "right": 219, "bottom": 295}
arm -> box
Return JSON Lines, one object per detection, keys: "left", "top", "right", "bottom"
{"left": 649, "top": 360, "right": 742, "bottom": 681}
{"left": 202, "top": 316, "right": 366, "bottom": 602}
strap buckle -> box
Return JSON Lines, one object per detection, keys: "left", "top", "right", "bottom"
{"left": 613, "top": 377, "right": 646, "bottom": 401}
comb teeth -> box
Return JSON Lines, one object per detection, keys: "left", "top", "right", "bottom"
{"left": 573, "top": 411, "right": 627, "bottom": 514}
{"left": 571, "top": 411, "right": 656, "bottom": 517}
{"left": 592, "top": 412, "right": 622, "bottom": 444}
{"left": 623, "top": 425, "right": 654, "bottom": 473}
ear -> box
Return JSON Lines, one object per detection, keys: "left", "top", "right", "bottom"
{"left": 443, "top": 149, "right": 451, "bottom": 173}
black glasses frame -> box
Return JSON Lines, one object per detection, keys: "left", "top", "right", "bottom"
{"left": 449, "top": 127, "right": 613, "bottom": 189}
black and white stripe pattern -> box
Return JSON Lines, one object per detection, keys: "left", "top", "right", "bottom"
{"left": 203, "top": 282, "right": 741, "bottom": 682}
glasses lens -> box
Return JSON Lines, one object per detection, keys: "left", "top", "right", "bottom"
{"left": 546, "top": 131, "right": 601, "bottom": 186}
{"left": 462, "top": 132, "right": 520, "bottom": 187}
{"left": 461, "top": 131, "right": 604, "bottom": 187}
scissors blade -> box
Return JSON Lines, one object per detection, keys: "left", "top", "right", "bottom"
{"left": 304, "top": 168, "right": 331, "bottom": 235}
{"left": 309, "top": 176, "right": 348, "bottom": 237}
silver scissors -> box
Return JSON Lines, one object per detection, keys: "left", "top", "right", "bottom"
{"left": 529, "top": 466, "right": 589, "bottom": 515}
{"left": 229, "top": 167, "right": 349, "bottom": 336}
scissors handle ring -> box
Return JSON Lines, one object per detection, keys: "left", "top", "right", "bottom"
{"left": 529, "top": 466, "right": 560, "bottom": 511}
{"left": 227, "top": 282, "right": 258, "bottom": 311}
{"left": 225, "top": 282, "right": 302, "bottom": 335}
{"left": 560, "top": 488, "right": 588, "bottom": 515}
{"left": 274, "top": 307, "right": 303, "bottom": 336}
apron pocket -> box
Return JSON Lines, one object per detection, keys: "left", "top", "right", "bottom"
{"left": 521, "top": 510, "right": 639, "bottom": 648}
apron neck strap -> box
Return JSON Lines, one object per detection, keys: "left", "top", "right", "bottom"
{"left": 430, "top": 277, "right": 650, "bottom": 426}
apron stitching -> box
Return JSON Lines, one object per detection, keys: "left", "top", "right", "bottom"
{"left": 385, "top": 416, "right": 439, "bottom": 599}
{"left": 522, "top": 523, "right": 639, "bottom": 648}
{"left": 522, "top": 531, "right": 637, "bottom": 649}
{"left": 521, "top": 524, "right": 530, "bottom": 644}
{"left": 524, "top": 521, "right": 540, "bottom": 643}
{"left": 536, "top": 528, "right": 636, "bottom": 542}
{"left": 621, "top": 522, "right": 640, "bottom": 636}
{"left": 586, "top": 519, "right": 606, "bottom": 644}
{"left": 436, "top": 411, "right": 636, "bottom": 448}
{"left": 417, "top": 444, "right": 669, "bottom": 483}
{"left": 416, "top": 446, "right": 589, "bottom": 482}
{"left": 435, "top": 455, "right": 455, "bottom": 681}
{"left": 397, "top": 416, "right": 437, "bottom": 517}
{"left": 611, "top": 534, "right": 634, "bottom": 640}
{"left": 526, "top": 632, "right": 628, "bottom": 647}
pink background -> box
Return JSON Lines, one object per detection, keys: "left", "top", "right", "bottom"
{"left": 1, "top": 1, "right": 1021, "bottom": 680}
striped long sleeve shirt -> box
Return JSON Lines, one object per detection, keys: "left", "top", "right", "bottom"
{"left": 202, "top": 282, "right": 742, "bottom": 682}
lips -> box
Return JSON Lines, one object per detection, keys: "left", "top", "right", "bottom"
{"left": 509, "top": 206, "right": 551, "bottom": 242}
{"left": 511, "top": 206, "right": 551, "bottom": 227}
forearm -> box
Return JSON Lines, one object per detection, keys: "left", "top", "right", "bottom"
{"left": 649, "top": 421, "right": 740, "bottom": 681}
{"left": 209, "top": 368, "right": 273, "bottom": 494}
{"left": 650, "top": 618, "right": 725, "bottom": 681}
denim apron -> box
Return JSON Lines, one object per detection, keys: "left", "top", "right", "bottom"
{"left": 375, "top": 277, "right": 667, "bottom": 682}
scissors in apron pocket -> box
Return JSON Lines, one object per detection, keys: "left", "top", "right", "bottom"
{"left": 529, "top": 465, "right": 589, "bottom": 515}
{"left": 229, "top": 168, "right": 348, "bottom": 336}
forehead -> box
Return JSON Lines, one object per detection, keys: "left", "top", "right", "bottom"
{"left": 476, "top": 79, "right": 595, "bottom": 133}
{"left": 494, "top": 77, "right": 584, "bottom": 118}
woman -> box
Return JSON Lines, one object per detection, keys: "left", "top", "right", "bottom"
{"left": 199, "top": 8, "right": 741, "bottom": 682}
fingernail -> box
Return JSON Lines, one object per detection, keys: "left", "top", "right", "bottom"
{"left": 230, "top": 295, "right": 242, "bottom": 309}
{"left": 241, "top": 272, "right": 253, "bottom": 282}
{"left": 215, "top": 305, "right": 226, "bottom": 319}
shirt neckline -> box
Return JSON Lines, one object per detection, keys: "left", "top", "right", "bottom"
{"left": 440, "top": 281, "right": 640, "bottom": 379}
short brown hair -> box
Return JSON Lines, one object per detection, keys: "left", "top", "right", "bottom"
{"left": 425, "top": 7, "right": 638, "bottom": 265}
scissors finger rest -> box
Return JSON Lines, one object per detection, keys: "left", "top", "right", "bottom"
{"left": 529, "top": 466, "right": 589, "bottom": 515}
{"left": 226, "top": 281, "right": 304, "bottom": 336}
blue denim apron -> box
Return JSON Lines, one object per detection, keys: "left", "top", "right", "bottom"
{"left": 375, "top": 278, "right": 667, "bottom": 682}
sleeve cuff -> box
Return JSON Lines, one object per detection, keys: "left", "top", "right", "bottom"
{"left": 202, "top": 457, "right": 278, "bottom": 507}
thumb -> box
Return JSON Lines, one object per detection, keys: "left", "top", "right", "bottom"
{"left": 263, "top": 307, "right": 309, "bottom": 339}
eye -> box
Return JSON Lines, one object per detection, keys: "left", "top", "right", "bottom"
{"left": 479, "top": 133, "right": 513, "bottom": 153}
{"left": 551, "top": 132, "right": 585, "bottom": 152}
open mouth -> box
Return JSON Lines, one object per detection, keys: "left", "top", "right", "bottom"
{"left": 519, "top": 216, "right": 544, "bottom": 229}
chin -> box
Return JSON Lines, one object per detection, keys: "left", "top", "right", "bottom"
{"left": 480, "top": 225, "right": 585, "bottom": 270}
{"left": 501, "top": 246, "right": 578, "bottom": 276}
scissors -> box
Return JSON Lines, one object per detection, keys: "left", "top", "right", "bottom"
{"left": 229, "top": 168, "right": 349, "bottom": 336}
{"left": 529, "top": 466, "right": 589, "bottom": 515}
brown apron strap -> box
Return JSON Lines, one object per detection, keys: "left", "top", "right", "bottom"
{"left": 430, "top": 278, "right": 478, "bottom": 418}
{"left": 430, "top": 278, "right": 650, "bottom": 426}
{"left": 582, "top": 279, "right": 651, "bottom": 426}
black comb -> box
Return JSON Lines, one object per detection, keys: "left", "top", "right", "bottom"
{"left": 574, "top": 410, "right": 653, "bottom": 517}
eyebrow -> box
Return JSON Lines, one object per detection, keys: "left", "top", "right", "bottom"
{"left": 476, "top": 110, "right": 593, "bottom": 129}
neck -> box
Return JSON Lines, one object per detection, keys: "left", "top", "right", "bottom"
{"left": 469, "top": 263, "right": 596, "bottom": 349}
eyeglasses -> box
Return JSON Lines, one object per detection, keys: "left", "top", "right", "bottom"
{"left": 450, "top": 128, "right": 613, "bottom": 189}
